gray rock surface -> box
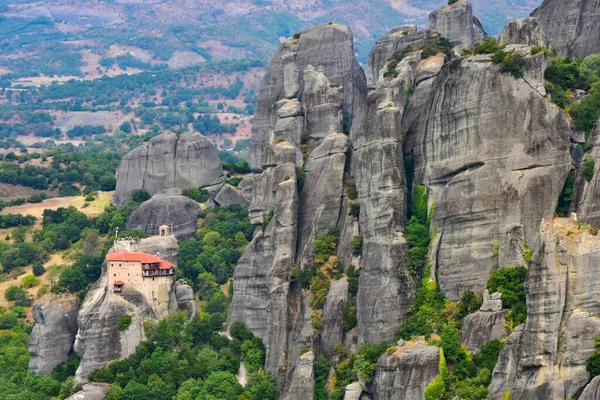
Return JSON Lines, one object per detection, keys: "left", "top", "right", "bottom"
{"left": 248, "top": 24, "right": 366, "bottom": 170}
{"left": 28, "top": 294, "right": 79, "bottom": 375}
{"left": 372, "top": 344, "right": 441, "bottom": 400}
{"left": 367, "top": 28, "right": 439, "bottom": 89}
{"left": 461, "top": 310, "right": 510, "bottom": 353}
{"left": 228, "top": 142, "right": 298, "bottom": 377}
{"left": 480, "top": 290, "right": 503, "bottom": 312}
{"left": 74, "top": 278, "right": 148, "bottom": 382}
{"left": 65, "top": 383, "right": 110, "bottom": 400}
{"left": 297, "top": 133, "right": 349, "bottom": 268}
{"left": 280, "top": 351, "right": 315, "bottom": 400}
{"left": 214, "top": 183, "right": 250, "bottom": 207}
{"left": 498, "top": 17, "right": 553, "bottom": 50}
{"left": 428, "top": 0, "right": 486, "bottom": 53}
{"left": 126, "top": 192, "right": 200, "bottom": 240}
{"left": 344, "top": 382, "right": 363, "bottom": 400}
{"left": 574, "top": 120, "right": 600, "bottom": 227}
{"left": 351, "top": 49, "right": 436, "bottom": 345}
{"left": 531, "top": 0, "right": 600, "bottom": 58}
{"left": 580, "top": 376, "right": 600, "bottom": 400}
{"left": 321, "top": 278, "right": 348, "bottom": 360}
{"left": 114, "top": 131, "right": 225, "bottom": 207}
{"left": 488, "top": 219, "right": 600, "bottom": 399}
{"left": 175, "top": 280, "right": 197, "bottom": 318}
{"left": 408, "top": 53, "right": 572, "bottom": 300}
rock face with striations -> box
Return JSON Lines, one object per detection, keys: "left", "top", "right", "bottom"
{"left": 405, "top": 46, "right": 572, "bottom": 300}
{"left": 114, "top": 131, "right": 225, "bottom": 207}
{"left": 498, "top": 17, "right": 553, "bottom": 49}
{"left": 367, "top": 26, "right": 439, "bottom": 89}
{"left": 228, "top": 141, "right": 299, "bottom": 378}
{"left": 488, "top": 219, "right": 600, "bottom": 399}
{"left": 574, "top": 120, "right": 600, "bottom": 227}
{"left": 531, "top": 0, "right": 600, "bottom": 58}
{"left": 28, "top": 294, "right": 79, "bottom": 375}
{"left": 428, "top": 0, "right": 486, "bottom": 53}
{"left": 126, "top": 190, "right": 200, "bottom": 240}
{"left": 372, "top": 343, "right": 441, "bottom": 400}
{"left": 461, "top": 292, "right": 510, "bottom": 354}
{"left": 280, "top": 351, "right": 315, "bottom": 400}
{"left": 247, "top": 23, "right": 366, "bottom": 170}
{"left": 229, "top": 24, "right": 367, "bottom": 393}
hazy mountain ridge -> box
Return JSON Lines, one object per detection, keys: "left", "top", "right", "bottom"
{"left": 0, "top": 0, "right": 541, "bottom": 80}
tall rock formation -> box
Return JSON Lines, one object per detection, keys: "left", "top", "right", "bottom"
{"left": 498, "top": 17, "right": 553, "bottom": 49}
{"left": 247, "top": 23, "right": 366, "bottom": 170}
{"left": 372, "top": 343, "right": 441, "bottom": 400}
{"left": 488, "top": 218, "right": 600, "bottom": 399}
{"left": 405, "top": 46, "right": 572, "bottom": 300}
{"left": 229, "top": 24, "right": 367, "bottom": 396}
{"left": 428, "top": 0, "right": 486, "bottom": 53}
{"left": 531, "top": 0, "right": 600, "bottom": 58}
{"left": 367, "top": 25, "right": 439, "bottom": 89}
{"left": 72, "top": 236, "right": 193, "bottom": 382}
{"left": 28, "top": 294, "right": 79, "bottom": 375}
{"left": 114, "top": 131, "right": 225, "bottom": 207}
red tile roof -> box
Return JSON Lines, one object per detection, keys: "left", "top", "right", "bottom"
{"left": 106, "top": 251, "right": 175, "bottom": 269}
{"left": 114, "top": 280, "right": 125, "bottom": 285}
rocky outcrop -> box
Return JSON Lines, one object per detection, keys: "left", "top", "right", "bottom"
{"left": 372, "top": 343, "right": 441, "bottom": 400}
{"left": 280, "top": 351, "right": 315, "bottom": 400}
{"left": 428, "top": 0, "right": 486, "bottom": 53}
{"left": 344, "top": 382, "right": 363, "bottom": 400}
{"left": 320, "top": 278, "right": 348, "bottom": 360}
{"left": 228, "top": 141, "right": 299, "bottom": 376}
{"left": 28, "top": 294, "right": 79, "bottom": 375}
{"left": 126, "top": 190, "right": 200, "bottom": 240}
{"left": 297, "top": 133, "right": 349, "bottom": 268}
{"left": 580, "top": 376, "right": 600, "bottom": 400}
{"left": 114, "top": 131, "right": 225, "bottom": 207}
{"left": 74, "top": 280, "right": 150, "bottom": 382}
{"left": 407, "top": 48, "right": 572, "bottom": 300}
{"left": 461, "top": 290, "right": 510, "bottom": 353}
{"left": 498, "top": 17, "right": 553, "bottom": 50}
{"left": 531, "top": 0, "right": 600, "bottom": 58}
{"left": 367, "top": 27, "right": 439, "bottom": 89}
{"left": 574, "top": 120, "right": 600, "bottom": 227}
{"left": 488, "top": 218, "right": 600, "bottom": 399}
{"left": 175, "top": 280, "right": 198, "bottom": 318}
{"left": 351, "top": 46, "right": 446, "bottom": 345}
{"left": 74, "top": 237, "right": 182, "bottom": 382}
{"left": 65, "top": 383, "right": 110, "bottom": 400}
{"left": 214, "top": 183, "right": 250, "bottom": 207}
{"left": 248, "top": 23, "right": 366, "bottom": 170}
{"left": 462, "top": 310, "right": 510, "bottom": 354}
{"left": 230, "top": 25, "right": 366, "bottom": 391}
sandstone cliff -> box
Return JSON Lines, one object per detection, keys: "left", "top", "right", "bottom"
{"left": 372, "top": 342, "right": 441, "bottom": 400}
{"left": 71, "top": 236, "right": 196, "bottom": 382}
{"left": 114, "top": 131, "right": 225, "bottom": 207}
{"left": 247, "top": 23, "right": 366, "bottom": 170}
{"left": 531, "top": 0, "right": 600, "bottom": 58}
{"left": 405, "top": 46, "right": 571, "bottom": 300}
{"left": 428, "top": 0, "right": 486, "bottom": 53}
{"left": 488, "top": 218, "right": 600, "bottom": 399}
{"left": 28, "top": 294, "right": 79, "bottom": 375}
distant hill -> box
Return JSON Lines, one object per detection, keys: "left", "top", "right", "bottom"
{"left": 0, "top": 0, "right": 541, "bottom": 80}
